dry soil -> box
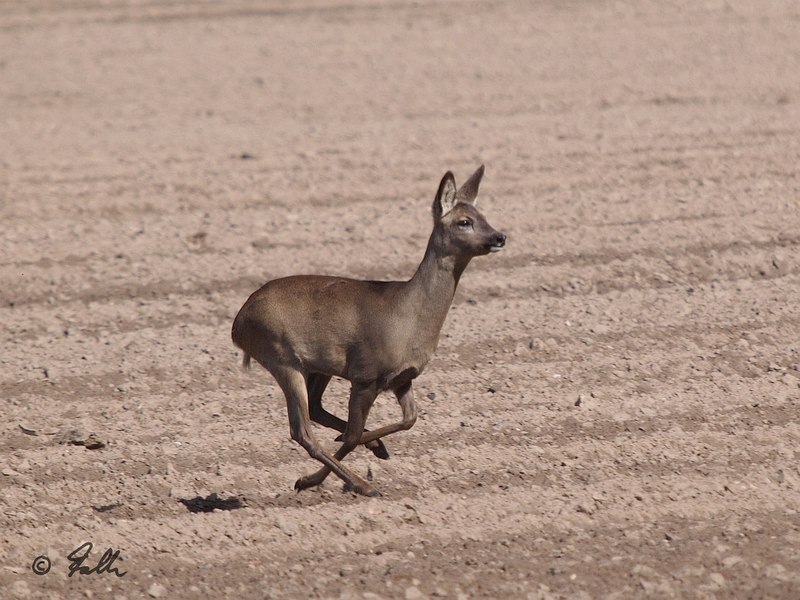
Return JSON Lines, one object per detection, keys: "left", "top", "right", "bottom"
{"left": 1, "top": 1, "right": 800, "bottom": 598}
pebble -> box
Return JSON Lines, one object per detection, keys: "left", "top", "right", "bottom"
{"left": 514, "top": 342, "right": 529, "bottom": 356}
{"left": 765, "top": 563, "right": 788, "bottom": 580}
{"left": 18, "top": 423, "right": 39, "bottom": 436}
{"left": 147, "top": 583, "right": 167, "bottom": 598}
{"left": 168, "top": 487, "right": 190, "bottom": 499}
{"left": 10, "top": 580, "right": 30, "bottom": 598}
{"left": 405, "top": 586, "right": 424, "bottom": 600}
{"left": 274, "top": 516, "right": 298, "bottom": 537}
{"left": 721, "top": 556, "right": 742, "bottom": 568}
{"left": 709, "top": 572, "right": 725, "bottom": 587}
{"left": 639, "top": 579, "right": 657, "bottom": 593}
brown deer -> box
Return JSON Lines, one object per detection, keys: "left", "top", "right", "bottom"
{"left": 231, "top": 165, "right": 506, "bottom": 496}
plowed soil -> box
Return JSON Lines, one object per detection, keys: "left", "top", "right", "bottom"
{"left": 2, "top": 1, "right": 799, "bottom": 598}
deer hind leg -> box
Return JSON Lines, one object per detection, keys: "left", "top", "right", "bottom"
{"left": 295, "top": 380, "right": 380, "bottom": 495}
{"left": 270, "top": 366, "right": 376, "bottom": 496}
{"left": 307, "top": 373, "right": 389, "bottom": 460}
{"left": 353, "top": 381, "right": 418, "bottom": 446}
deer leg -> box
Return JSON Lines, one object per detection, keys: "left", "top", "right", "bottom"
{"left": 352, "top": 381, "right": 418, "bottom": 446}
{"left": 307, "top": 373, "right": 389, "bottom": 460}
{"left": 271, "top": 366, "right": 376, "bottom": 496}
{"left": 295, "top": 381, "right": 380, "bottom": 495}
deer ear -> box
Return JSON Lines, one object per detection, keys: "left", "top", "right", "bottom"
{"left": 433, "top": 171, "right": 457, "bottom": 220}
{"left": 455, "top": 164, "right": 484, "bottom": 205}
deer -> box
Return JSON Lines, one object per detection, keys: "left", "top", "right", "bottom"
{"left": 231, "top": 165, "right": 506, "bottom": 496}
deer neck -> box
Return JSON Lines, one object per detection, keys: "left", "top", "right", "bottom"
{"left": 400, "top": 232, "right": 470, "bottom": 335}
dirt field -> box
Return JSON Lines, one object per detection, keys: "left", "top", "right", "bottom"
{"left": 2, "top": 1, "right": 800, "bottom": 598}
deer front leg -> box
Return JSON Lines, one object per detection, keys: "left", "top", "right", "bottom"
{"left": 273, "top": 367, "right": 376, "bottom": 496}
{"left": 353, "top": 381, "right": 418, "bottom": 446}
{"left": 295, "top": 381, "right": 380, "bottom": 496}
{"left": 307, "top": 373, "right": 389, "bottom": 460}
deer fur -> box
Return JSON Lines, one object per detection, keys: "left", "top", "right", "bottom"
{"left": 232, "top": 165, "right": 506, "bottom": 496}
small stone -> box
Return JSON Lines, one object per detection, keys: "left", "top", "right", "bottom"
{"left": 709, "top": 572, "right": 725, "bottom": 587}
{"left": 405, "top": 586, "right": 424, "bottom": 600}
{"left": 55, "top": 428, "right": 87, "bottom": 445}
{"left": 18, "top": 424, "right": 38, "bottom": 436}
{"left": 83, "top": 433, "right": 106, "bottom": 450}
{"left": 514, "top": 342, "right": 529, "bottom": 356}
{"left": 640, "top": 580, "right": 657, "bottom": 593}
{"left": 765, "top": 563, "right": 788, "bottom": 580}
{"left": 632, "top": 564, "right": 658, "bottom": 577}
{"left": 147, "top": 583, "right": 167, "bottom": 598}
{"left": 575, "top": 395, "right": 583, "bottom": 407}
{"left": 274, "top": 516, "right": 298, "bottom": 536}
{"left": 639, "top": 406, "right": 657, "bottom": 417}
{"left": 612, "top": 412, "right": 631, "bottom": 423}
{"left": 722, "top": 556, "right": 742, "bottom": 568}
{"left": 169, "top": 487, "right": 189, "bottom": 499}
{"left": 10, "top": 580, "right": 30, "bottom": 598}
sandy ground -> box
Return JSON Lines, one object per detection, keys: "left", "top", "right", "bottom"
{"left": 2, "top": 0, "right": 800, "bottom": 598}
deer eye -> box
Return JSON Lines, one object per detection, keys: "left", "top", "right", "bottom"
{"left": 457, "top": 218, "right": 472, "bottom": 228}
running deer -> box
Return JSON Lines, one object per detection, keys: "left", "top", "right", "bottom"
{"left": 231, "top": 165, "right": 506, "bottom": 496}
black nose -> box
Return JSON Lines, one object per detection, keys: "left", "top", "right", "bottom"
{"left": 494, "top": 232, "right": 507, "bottom": 247}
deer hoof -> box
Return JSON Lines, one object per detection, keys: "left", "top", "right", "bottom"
{"left": 369, "top": 440, "right": 390, "bottom": 460}
{"left": 294, "top": 475, "right": 320, "bottom": 492}
{"left": 343, "top": 481, "right": 381, "bottom": 497}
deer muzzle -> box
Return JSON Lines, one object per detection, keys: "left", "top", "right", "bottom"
{"left": 486, "top": 232, "right": 507, "bottom": 253}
